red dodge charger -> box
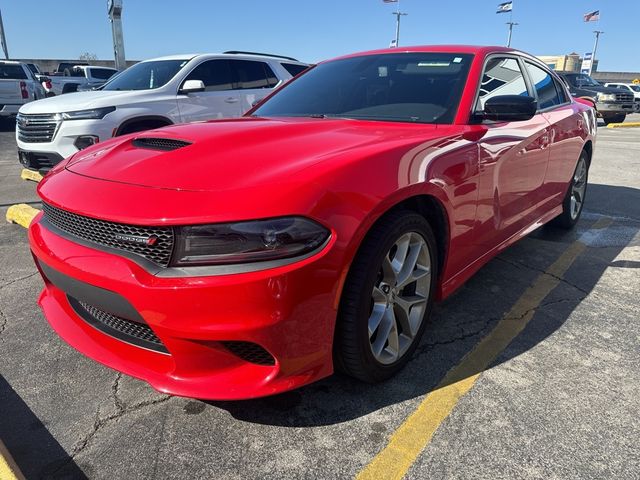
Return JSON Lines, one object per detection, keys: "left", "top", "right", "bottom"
{"left": 29, "top": 46, "right": 596, "bottom": 399}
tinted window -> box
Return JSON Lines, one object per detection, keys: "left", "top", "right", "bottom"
{"left": 231, "top": 60, "right": 277, "bottom": 89}
{"left": 102, "top": 60, "right": 187, "bottom": 91}
{"left": 184, "top": 60, "right": 234, "bottom": 91}
{"left": 525, "top": 62, "right": 562, "bottom": 109}
{"left": 89, "top": 68, "right": 117, "bottom": 80}
{"left": 254, "top": 53, "right": 473, "bottom": 124}
{"left": 631, "top": 85, "right": 640, "bottom": 93}
{"left": 565, "top": 74, "right": 601, "bottom": 88}
{"left": 477, "top": 57, "right": 530, "bottom": 110}
{"left": 553, "top": 77, "right": 569, "bottom": 103}
{"left": 0, "top": 64, "right": 27, "bottom": 80}
{"left": 281, "top": 63, "right": 308, "bottom": 77}
{"left": 26, "top": 64, "right": 39, "bottom": 74}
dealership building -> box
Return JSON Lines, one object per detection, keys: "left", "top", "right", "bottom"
{"left": 537, "top": 53, "right": 640, "bottom": 84}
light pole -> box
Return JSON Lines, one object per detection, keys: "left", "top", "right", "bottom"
{"left": 108, "top": 0, "right": 126, "bottom": 71}
{"left": 392, "top": 10, "right": 408, "bottom": 47}
{"left": 588, "top": 30, "right": 603, "bottom": 76}
{"left": 506, "top": 21, "right": 518, "bottom": 47}
{"left": 0, "top": 9, "right": 9, "bottom": 59}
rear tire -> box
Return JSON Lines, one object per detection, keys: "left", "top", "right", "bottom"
{"left": 553, "top": 150, "right": 589, "bottom": 229}
{"left": 334, "top": 212, "right": 438, "bottom": 383}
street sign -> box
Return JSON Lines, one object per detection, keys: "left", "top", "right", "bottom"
{"left": 581, "top": 52, "right": 592, "bottom": 74}
{"left": 633, "top": 79, "right": 640, "bottom": 85}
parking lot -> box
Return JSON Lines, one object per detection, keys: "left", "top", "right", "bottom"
{"left": 1, "top": 116, "right": 639, "bottom": 479}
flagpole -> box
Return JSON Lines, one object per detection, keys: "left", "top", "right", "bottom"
{"left": 506, "top": 22, "right": 518, "bottom": 47}
{"left": 589, "top": 30, "right": 603, "bottom": 76}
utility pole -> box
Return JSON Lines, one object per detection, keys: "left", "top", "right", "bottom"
{"left": 108, "top": 0, "right": 126, "bottom": 71}
{"left": 589, "top": 30, "right": 603, "bottom": 76}
{"left": 392, "top": 10, "right": 408, "bottom": 48}
{"left": 0, "top": 9, "right": 9, "bottom": 59}
{"left": 506, "top": 22, "right": 518, "bottom": 47}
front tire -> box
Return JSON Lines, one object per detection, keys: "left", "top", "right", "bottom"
{"left": 334, "top": 212, "right": 438, "bottom": 383}
{"left": 553, "top": 150, "right": 589, "bottom": 229}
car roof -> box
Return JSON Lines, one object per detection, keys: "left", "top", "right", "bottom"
{"left": 143, "top": 53, "right": 306, "bottom": 64}
{"left": 329, "top": 45, "right": 517, "bottom": 62}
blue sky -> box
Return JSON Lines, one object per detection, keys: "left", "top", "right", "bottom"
{"left": 2, "top": 0, "right": 638, "bottom": 72}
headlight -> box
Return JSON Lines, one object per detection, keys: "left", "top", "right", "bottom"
{"left": 596, "top": 93, "right": 616, "bottom": 102}
{"left": 57, "top": 106, "right": 115, "bottom": 121}
{"left": 171, "top": 217, "right": 330, "bottom": 267}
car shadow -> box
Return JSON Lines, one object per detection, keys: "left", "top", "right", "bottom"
{"left": 0, "top": 375, "right": 88, "bottom": 480}
{"left": 209, "top": 183, "right": 639, "bottom": 427}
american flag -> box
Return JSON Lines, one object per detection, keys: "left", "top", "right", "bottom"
{"left": 584, "top": 10, "right": 600, "bottom": 22}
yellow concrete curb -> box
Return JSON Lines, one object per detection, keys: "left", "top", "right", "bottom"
{"left": 5, "top": 204, "right": 40, "bottom": 229}
{"left": 20, "top": 168, "right": 43, "bottom": 183}
{"left": 607, "top": 122, "right": 640, "bottom": 128}
{"left": 0, "top": 439, "right": 25, "bottom": 480}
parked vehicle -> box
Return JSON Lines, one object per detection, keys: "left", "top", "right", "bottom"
{"left": 42, "top": 65, "right": 118, "bottom": 96}
{"left": 29, "top": 46, "right": 596, "bottom": 399}
{"left": 0, "top": 61, "right": 45, "bottom": 117}
{"left": 17, "top": 52, "right": 308, "bottom": 172}
{"left": 557, "top": 72, "right": 634, "bottom": 124}
{"left": 605, "top": 82, "right": 640, "bottom": 112}
{"left": 53, "top": 61, "right": 89, "bottom": 75}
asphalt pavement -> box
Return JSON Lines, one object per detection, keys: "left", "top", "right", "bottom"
{"left": 1, "top": 115, "right": 639, "bottom": 480}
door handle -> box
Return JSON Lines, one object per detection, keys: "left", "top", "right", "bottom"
{"left": 224, "top": 97, "right": 239, "bottom": 103}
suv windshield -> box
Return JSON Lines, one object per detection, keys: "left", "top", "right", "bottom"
{"left": 102, "top": 60, "right": 188, "bottom": 91}
{"left": 254, "top": 53, "right": 473, "bottom": 124}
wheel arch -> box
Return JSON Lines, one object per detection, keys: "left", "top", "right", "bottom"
{"left": 583, "top": 139, "right": 593, "bottom": 167}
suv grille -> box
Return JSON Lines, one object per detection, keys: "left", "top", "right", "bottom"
{"left": 69, "top": 296, "right": 169, "bottom": 354}
{"left": 17, "top": 113, "right": 60, "bottom": 143}
{"left": 615, "top": 92, "right": 634, "bottom": 103}
{"left": 42, "top": 202, "right": 175, "bottom": 267}
{"left": 132, "top": 137, "right": 191, "bottom": 151}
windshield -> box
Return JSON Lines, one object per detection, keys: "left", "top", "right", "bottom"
{"left": 253, "top": 52, "right": 473, "bottom": 124}
{"left": 568, "top": 74, "right": 601, "bottom": 87}
{"left": 102, "top": 60, "right": 188, "bottom": 91}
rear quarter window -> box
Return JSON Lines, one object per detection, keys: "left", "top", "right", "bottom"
{"left": 281, "top": 63, "right": 309, "bottom": 77}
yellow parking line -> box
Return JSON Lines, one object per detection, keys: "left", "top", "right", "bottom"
{"left": 357, "top": 217, "right": 612, "bottom": 480}
{"left": 5, "top": 204, "right": 41, "bottom": 229}
{"left": 0, "top": 439, "right": 24, "bottom": 480}
{"left": 20, "top": 169, "right": 43, "bottom": 183}
{"left": 607, "top": 122, "right": 640, "bottom": 129}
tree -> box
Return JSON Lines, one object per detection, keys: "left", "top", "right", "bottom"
{"left": 78, "top": 52, "right": 98, "bottom": 61}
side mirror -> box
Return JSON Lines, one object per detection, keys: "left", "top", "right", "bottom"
{"left": 478, "top": 95, "right": 537, "bottom": 122}
{"left": 180, "top": 79, "right": 205, "bottom": 94}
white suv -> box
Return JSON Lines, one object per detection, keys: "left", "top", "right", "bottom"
{"left": 17, "top": 52, "right": 308, "bottom": 172}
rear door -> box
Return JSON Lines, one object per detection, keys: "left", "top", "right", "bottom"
{"left": 473, "top": 55, "right": 552, "bottom": 252}
{"left": 524, "top": 61, "right": 586, "bottom": 207}
{"left": 177, "top": 59, "right": 241, "bottom": 121}
{"left": 229, "top": 60, "right": 279, "bottom": 114}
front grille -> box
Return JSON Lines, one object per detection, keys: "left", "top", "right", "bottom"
{"left": 69, "top": 296, "right": 169, "bottom": 354}
{"left": 222, "top": 341, "right": 275, "bottom": 366}
{"left": 43, "top": 202, "right": 175, "bottom": 267}
{"left": 615, "top": 92, "right": 634, "bottom": 103}
{"left": 132, "top": 137, "right": 191, "bottom": 151}
{"left": 17, "top": 113, "right": 60, "bottom": 143}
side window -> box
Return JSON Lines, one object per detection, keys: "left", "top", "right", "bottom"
{"left": 525, "top": 62, "right": 562, "bottom": 109}
{"left": 553, "top": 77, "right": 569, "bottom": 103}
{"left": 477, "top": 57, "right": 530, "bottom": 110}
{"left": 230, "top": 60, "right": 276, "bottom": 89}
{"left": 184, "top": 60, "right": 234, "bottom": 91}
{"left": 281, "top": 63, "right": 308, "bottom": 77}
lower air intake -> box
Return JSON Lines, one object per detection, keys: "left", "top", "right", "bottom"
{"left": 68, "top": 296, "right": 169, "bottom": 354}
{"left": 222, "top": 341, "right": 275, "bottom": 366}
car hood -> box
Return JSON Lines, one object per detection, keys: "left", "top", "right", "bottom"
{"left": 18, "top": 89, "right": 160, "bottom": 114}
{"left": 63, "top": 117, "right": 444, "bottom": 192}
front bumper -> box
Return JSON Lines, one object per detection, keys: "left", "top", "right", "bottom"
{"left": 29, "top": 215, "right": 338, "bottom": 400}
{"left": 16, "top": 118, "right": 115, "bottom": 164}
{"left": 596, "top": 102, "right": 635, "bottom": 114}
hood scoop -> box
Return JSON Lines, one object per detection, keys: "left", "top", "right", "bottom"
{"left": 131, "top": 137, "right": 192, "bottom": 152}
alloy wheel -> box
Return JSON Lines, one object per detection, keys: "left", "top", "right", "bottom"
{"left": 368, "top": 231, "right": 431, "bottom": 365}
{"left": 570, "top": 156, "right": 588, "bottom": 220}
